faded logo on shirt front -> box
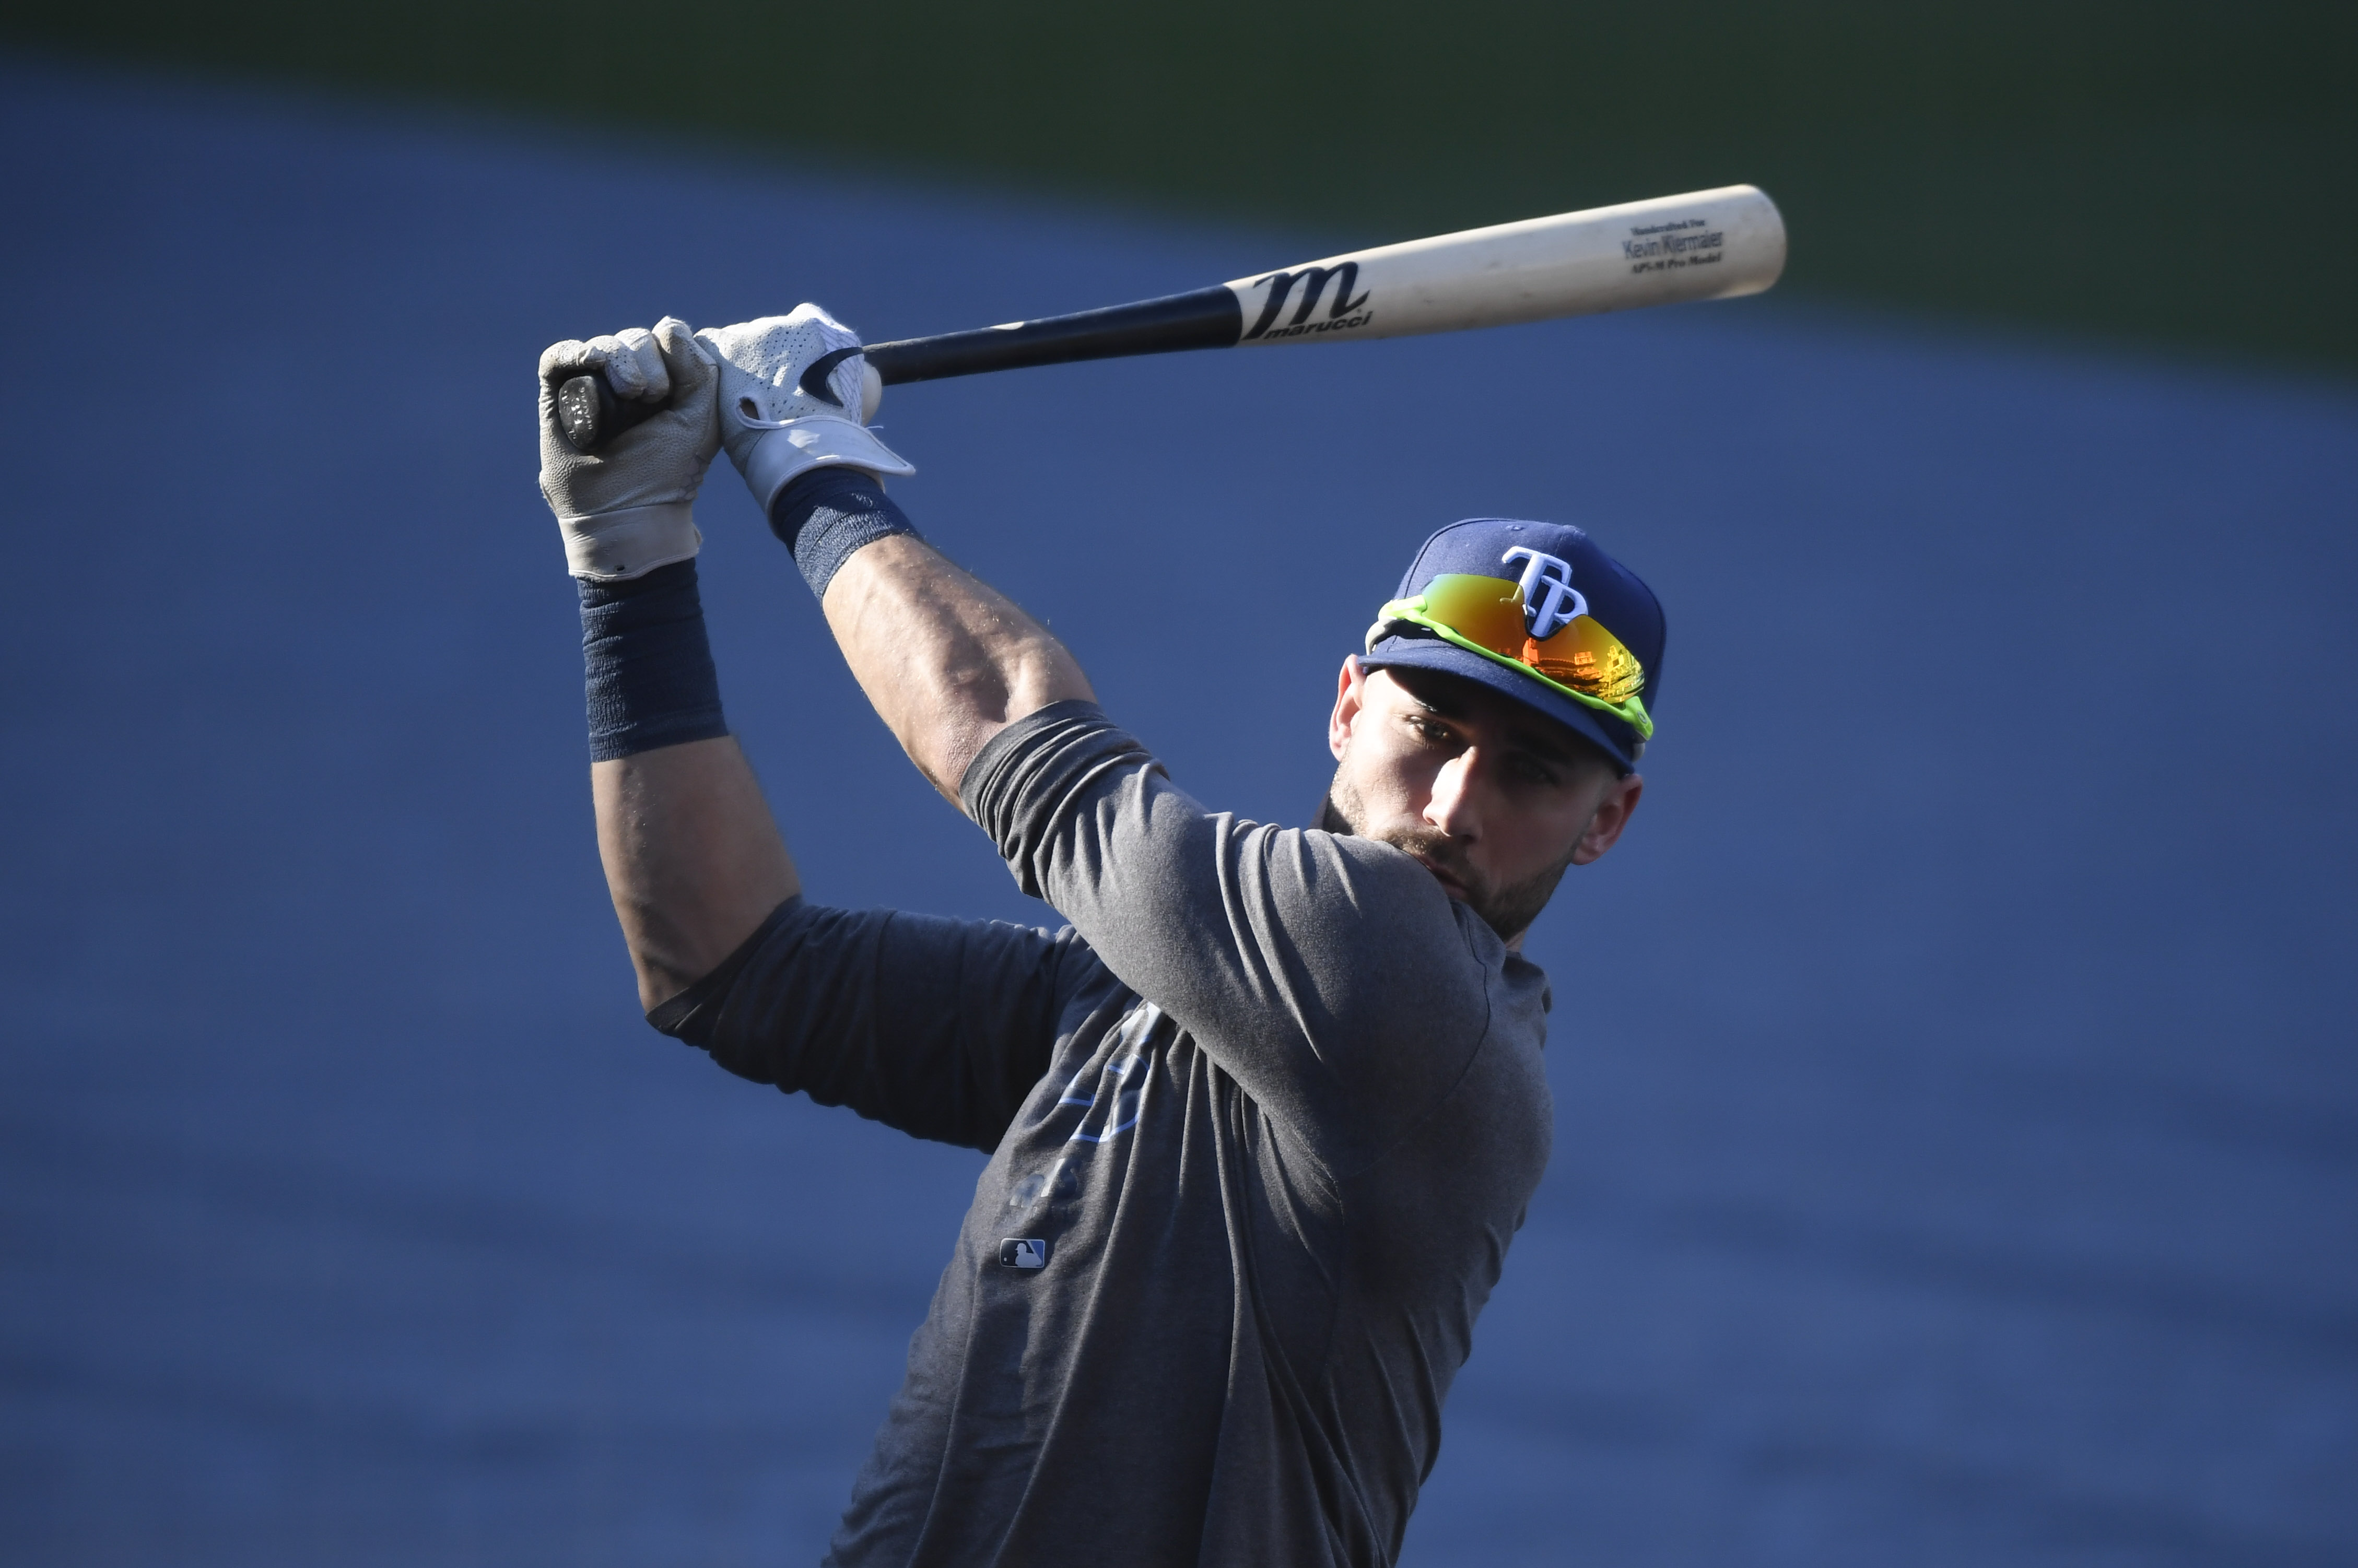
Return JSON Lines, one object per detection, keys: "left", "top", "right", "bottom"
{"left": 1005, "top": 1001, "right": 1169, "bottom": 1217}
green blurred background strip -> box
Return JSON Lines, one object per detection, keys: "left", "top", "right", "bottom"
{"left": 9, "top": 1, "right": 2353, "bottom": 371}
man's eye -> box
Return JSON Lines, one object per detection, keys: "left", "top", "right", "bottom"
{"left": 1510, "top": 755, "right": 1559, "bottom": 786}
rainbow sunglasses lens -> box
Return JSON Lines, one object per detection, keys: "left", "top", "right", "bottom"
{"left": 1378, "top": 573, "right": 1653, "bottom": 739}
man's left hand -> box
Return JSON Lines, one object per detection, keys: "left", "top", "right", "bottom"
{"left": 537, "top": 316, "right": 721, "bottom": 581}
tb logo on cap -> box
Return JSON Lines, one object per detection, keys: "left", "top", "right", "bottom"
{"left": 1501, "top": 548, "right": 1588, "bottom": 640}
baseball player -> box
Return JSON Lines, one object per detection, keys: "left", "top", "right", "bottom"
{"left": 537, "top": 305, "right": 1659, "bottom": 1566}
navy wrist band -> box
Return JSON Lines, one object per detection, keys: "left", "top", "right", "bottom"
{"left": 768, "top": 467, "right": 920, "bottom": 599}
{"left": 579, "top": 559, "right": 730, "bottom": 762}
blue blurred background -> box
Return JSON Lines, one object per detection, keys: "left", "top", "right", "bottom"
{"left": 3, "top": 41, "right": 2355, "bottom": 1567}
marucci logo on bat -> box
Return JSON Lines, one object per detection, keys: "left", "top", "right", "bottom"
{"left": 1241, "top": 262, "right": 1375, "bottom": 340}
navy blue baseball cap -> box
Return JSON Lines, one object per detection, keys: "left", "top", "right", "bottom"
{"left": 1361, "top": 518, "right": 1665, "bottom": 773}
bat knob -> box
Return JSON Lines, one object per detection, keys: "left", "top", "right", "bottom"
{"left": 555, "top": 371, "right": 656, "bottom": 455}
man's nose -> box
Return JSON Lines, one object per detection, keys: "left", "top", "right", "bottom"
{"left": 1424, "top": 750, "right": 1483, "bottom": 840}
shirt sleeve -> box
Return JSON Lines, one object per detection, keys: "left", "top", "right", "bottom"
{"left": 647, "top": 895, "right": 1096, "bottom": 1153}
{"left": 958, "top": 701, "right": 1500, "bottom": 1170}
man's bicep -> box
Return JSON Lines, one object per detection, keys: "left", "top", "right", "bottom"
{"left": 651, "top": 898, "right": 1075, "bottom": 1151}
{"left": 1106, "top": 815, "right": 1486, "bottom": 1089}
{"left": 964, "top": 709, "right": 1487, "bottom": 1123}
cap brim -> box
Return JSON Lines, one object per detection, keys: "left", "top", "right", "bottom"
{"left": 1362, "top": 632, "right": 1643, "bottom": 774}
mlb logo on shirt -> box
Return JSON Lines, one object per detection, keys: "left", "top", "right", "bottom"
{"left": 998, "top": 1237, "right": 1050, "bottom": 1269}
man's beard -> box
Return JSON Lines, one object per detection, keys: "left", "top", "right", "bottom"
{"left": 1318, "top": 771, "right": 1577, "bottom": 944}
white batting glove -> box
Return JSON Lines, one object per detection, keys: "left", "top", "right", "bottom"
{"left": 695, "top": 305, "right": 912, "bottom": 515}
{"left": 536, "top": 316, "right": 721, "bottom": 580}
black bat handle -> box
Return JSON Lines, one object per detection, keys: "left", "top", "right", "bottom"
{"left": 556, "top": 286, "right": 1242, "bottom": 455}
{"left": 862, "top": 286, "right": 1240, "bottom": 385}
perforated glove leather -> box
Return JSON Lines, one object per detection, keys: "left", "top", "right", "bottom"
{"left": 536, "top": 317, "right": 721, "bottom": 581}
{"left": 696, "top": 305, "right": 913, "bottom": 515}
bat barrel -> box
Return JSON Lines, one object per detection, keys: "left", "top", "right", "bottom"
{"left": 1225, "top": 184, "right": 1787, "bottom": 347}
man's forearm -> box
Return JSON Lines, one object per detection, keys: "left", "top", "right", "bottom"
{"left": 574, "top": 558, "right": 796, "bottom": 1010}
{"left": 820, "top": 533, "right": 1096, "bottom": 803}
{"left": 594, "top": 739, "right": 799, "bottom": 1011}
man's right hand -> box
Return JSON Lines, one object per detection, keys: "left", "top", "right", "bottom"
{"left": 537, "top": 316, "right": 721, "bottom": 581}
{"left": 697, "top": 305, "right": 914, "bottom": 516}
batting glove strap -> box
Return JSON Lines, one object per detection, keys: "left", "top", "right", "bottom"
{"left": 558, "top": 500, "right": 703, "bottom": 583}
{"left": 738, "top": 417, "right": 915, "bottom": 515}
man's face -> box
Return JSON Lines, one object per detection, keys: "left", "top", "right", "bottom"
{"left": 1321, "top": 659, "right": 1643, "bottom": 944}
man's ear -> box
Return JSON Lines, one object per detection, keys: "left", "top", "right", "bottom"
{"left": 1329, "top": 655, "right": 1367, "bottom": 761}
{"left": 1569, "top": 772, "right": 1644, "bottom": 866}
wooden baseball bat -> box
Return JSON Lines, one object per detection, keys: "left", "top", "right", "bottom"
{"left": 555, "top": 185, "right": 1785, "bottom": 453}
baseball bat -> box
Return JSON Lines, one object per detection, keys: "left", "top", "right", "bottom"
{"left": 555, "top": 184, "right": 1785, "bottom": 454}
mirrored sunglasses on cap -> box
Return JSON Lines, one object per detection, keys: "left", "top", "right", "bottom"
{"left": 1372, "top": 573, "right": 1655, "bottom": 740}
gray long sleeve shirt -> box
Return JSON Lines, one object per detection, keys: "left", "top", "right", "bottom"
{"left": 652, "top": 703, "right": 1554, "bottom": 1567}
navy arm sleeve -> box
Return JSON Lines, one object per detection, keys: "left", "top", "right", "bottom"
{"left": 648, "top": 896, "right": 1089, "bottom": 1153}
